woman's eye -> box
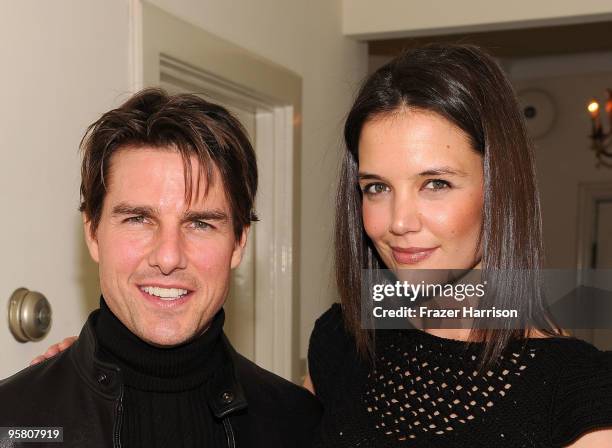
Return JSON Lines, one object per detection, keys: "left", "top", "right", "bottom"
{"left": 423, "top": 179, "right": 450, "bottom": 191}
{"left": 362, "top": 183, "right": 389, "bottom": 195}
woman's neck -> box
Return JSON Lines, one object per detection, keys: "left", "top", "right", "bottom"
{"left": 424, "top": 328, "right": 473, "bottom": 341}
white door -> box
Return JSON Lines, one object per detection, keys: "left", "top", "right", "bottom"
{"left": 0, "top": 136, "right": 96, "bottom": 380}
{"left": 0, "top": 3, "right": 125, "bottom": 379}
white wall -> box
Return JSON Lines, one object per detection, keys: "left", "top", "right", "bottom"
{"left": 343, "top": 0, "right": 612, "bottom": 40}
{"left": 0, "top": 0, "right": 130, "bottom": 377}
{"left": 0, "top": 0, "right": 367, "bottom": 375}
{"left": 147, "top": 0, "right": 368, "bottom": 360}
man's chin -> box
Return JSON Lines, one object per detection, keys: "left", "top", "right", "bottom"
{"left": 134, "top": 326, "right": 192, "bottom": 348}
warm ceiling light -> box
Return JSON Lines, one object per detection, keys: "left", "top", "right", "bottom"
{"left": 588, "top": 101, "right": 599, "bottom": 115}
{"left": 587, "top": 91, "right": 612, "bottom": 168}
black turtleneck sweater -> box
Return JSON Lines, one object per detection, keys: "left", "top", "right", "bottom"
{"left": 95, "top": 298, "right": 228, "bottom": 448}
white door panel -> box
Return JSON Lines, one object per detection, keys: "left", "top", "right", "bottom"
{"left": 0, "top": 114, "right": 100, "bottom": 379}
{"left": 0, "top": 0, "right": 130, "bottom": 381}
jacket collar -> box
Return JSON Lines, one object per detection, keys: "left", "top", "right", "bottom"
{"left": 70, "top": 308, "right": 248, "bottom": 417}
{"left": 206, "top": 334, "right": 249, "bottom": 418}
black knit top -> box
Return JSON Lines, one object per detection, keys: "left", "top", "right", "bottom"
{"left": 308, "top": 304, "right": 612, "bottom": 448}
{"left": 95, "top": 298, "right": 228, "bottom": 447}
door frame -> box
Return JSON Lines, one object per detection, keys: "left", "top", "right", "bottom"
{"left": 575, "top": 182, "right": 612, "bottom": 345}
{"left": 129, "top": 0, "right": 302, "bottom": 381}
{"left": 576, "top": 182, "right": 612, "bottom": 272}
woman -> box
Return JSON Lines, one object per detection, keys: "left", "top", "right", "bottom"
{"left": 304, "top": 44, "right": 612, "bottom": 447}
{"left": 36, "top": 44, "right": 612, "bottom": 447}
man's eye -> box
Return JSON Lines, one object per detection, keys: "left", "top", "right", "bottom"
{"left": 191, "top": 220, "right": 212, "bottom": 230}
{"left": 423, "top": 179, "right": 450, "bottom": 191}
{"left": 362, "top": 183, "right": 389, "bottom": 195}
{"left": 125, "top": 216, "right": 146, "bottom": 224}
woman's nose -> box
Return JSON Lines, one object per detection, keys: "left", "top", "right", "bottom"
{"left": 389, "top": 192, "right": 422, "bottom": 236}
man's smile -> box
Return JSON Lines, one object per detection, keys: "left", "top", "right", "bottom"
{"left": 140, "top": 285, "right": 191, "bottom": 300}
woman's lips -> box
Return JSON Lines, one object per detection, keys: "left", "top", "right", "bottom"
{"left": 391, "top": 246, "right": 438, "bottom": 265}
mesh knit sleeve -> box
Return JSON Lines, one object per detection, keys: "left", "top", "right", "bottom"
{"left": 307, "top": 303, "right": 349, "bottom": 403}
{"left": 551, "top": 345, "right": 612, "bottom": 447}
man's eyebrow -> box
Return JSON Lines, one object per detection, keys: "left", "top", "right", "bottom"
{"left": 111, "top": 203, "right": 229, "bottom": 222}
{"left": 183, "top": 210, "right": 229, "bottom": 222}
{"left": 111, "top": 203, "right": 158, "bottom": 217}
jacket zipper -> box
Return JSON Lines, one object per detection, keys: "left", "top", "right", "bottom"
{"left": 113, "top": 388, "right": 235, "bottom": 447}
{"left": 113, "top": 388, "right": 124, "bottom": 448}
{"left": 222, "top": 417, "right": 236, "bottom": 448}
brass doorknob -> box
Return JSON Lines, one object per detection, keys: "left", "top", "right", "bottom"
{"left": 8, "top": 288, "right": 52, "bottom": 342}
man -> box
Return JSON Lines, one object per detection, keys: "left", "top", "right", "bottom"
{"left": 0, "top": 89, "right": 321, "bottom": 447}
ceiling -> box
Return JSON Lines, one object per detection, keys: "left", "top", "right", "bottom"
{"left": 369, "top": 21, "right": 612, "bottom": 59}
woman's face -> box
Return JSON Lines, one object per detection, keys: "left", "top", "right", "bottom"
{"left": 358, "top": 110, "right": 484, "bottom": 272}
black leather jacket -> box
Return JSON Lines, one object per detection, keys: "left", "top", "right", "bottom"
{"left": 0, "top": 310, "right": 321, "bottom": 447}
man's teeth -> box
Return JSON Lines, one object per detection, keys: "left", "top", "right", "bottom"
{"left": 141, "top": 286, "right": 188, "bottom": 300}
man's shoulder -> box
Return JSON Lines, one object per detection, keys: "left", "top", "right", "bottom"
{"left": 231, "top": 353, "right": 321, "bottom": 446}
{"left": 234, "top": 352, "right": 319, "bottom": 406}
{"left": 0, "top": 350, "right": 79, "bottom": 424}
{"left": 0, "top": 349, "right": 73, "bottom": 391}
{"left": 233, "top": 352, "right": 321, "bottom": 418}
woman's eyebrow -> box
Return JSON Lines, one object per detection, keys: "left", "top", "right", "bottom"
{"left": 357, "top": 172, "right": 385, "bottom": 181}
{"left": 418, "top": 167, "right": 468, "bottom": 176}
{"left": 358, "top": 167, "right": 467, "bottom": 180}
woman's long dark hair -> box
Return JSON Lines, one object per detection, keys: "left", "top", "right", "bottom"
{"left": 336, "top": 44, "right": 560, "bottom": 367}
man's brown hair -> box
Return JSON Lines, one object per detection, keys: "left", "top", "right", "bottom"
{"left": 79, "top": 88, "right": 258, "bottom": 238}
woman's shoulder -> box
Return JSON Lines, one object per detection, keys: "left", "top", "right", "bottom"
{"left": 313, "top": 303, "right": 345, "bottom": 334}
{"left": 307, "top": 303, "right": 358, "bottom": 399}
{"left": 308, "top": 303, "right": 352, "bottom": 359}
{"left": 527, "top": 336, "right": 612, "bottom": 393}
{"left": 529, "top": 335, "right": 612, "bottom": 367}
{"left": 532, "top": 337, "right": 612, "bottom": 446}
{"left": 550, "top": 337, "right": 612, "bottom": 380}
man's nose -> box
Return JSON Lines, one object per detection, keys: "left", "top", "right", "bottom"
{"left": 148, "top": 225, "right": 188, "bottom": 274}
{"left": 389, "top": 191, "right": 422, "bottom": 236}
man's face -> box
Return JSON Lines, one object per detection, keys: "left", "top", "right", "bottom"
{"left": 84, "top": 146, "right": 248, "bottom": 346}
